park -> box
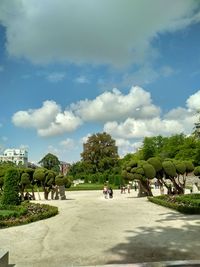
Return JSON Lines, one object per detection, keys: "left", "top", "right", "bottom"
{"left": 1, "top": 132, "right": 200, "bottom": 266}
{"left": 0, "top": 188, "right": 200, "bottom": 267}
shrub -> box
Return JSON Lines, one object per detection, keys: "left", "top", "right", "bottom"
{"left": 1, "top": 168, "right": 21, "bottom": 205}
{"left": 148, "top": 194, "right": 200, "bottom": 214}
{"left": 162, "top": 161, "right": 176, "bottom": 177}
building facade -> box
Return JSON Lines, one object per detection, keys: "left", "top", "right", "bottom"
{"left": 0, "top": 148, "right": 28, "bottom": 167}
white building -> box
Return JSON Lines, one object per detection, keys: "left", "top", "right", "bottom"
{"left": 0, "top": 148, "right": 28, "bottom": 167}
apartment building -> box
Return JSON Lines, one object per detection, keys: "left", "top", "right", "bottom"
{"left": 0, "top": 148, "right": 28, "bottom": 167}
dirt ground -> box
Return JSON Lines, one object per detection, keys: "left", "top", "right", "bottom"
{"left": 0, "top": 189, "right": 199, "bottom": 267}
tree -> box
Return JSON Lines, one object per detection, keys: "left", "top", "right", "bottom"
{"left": 122, "top": 160, "right": 155, "bottom": 197}
{"left": 38, "top": 153, "right": 60, "bottom": 173}
{"left": 1, "top": 168, "right": 21, "bottom": 205}
{"left": 81, "top": 132, "right": 119, "bottom": 173}
{"left": 33, "top": 168, "right": 56, "bottom": 200}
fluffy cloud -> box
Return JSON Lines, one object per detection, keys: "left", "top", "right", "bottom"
{"left": 72, "top": 86, "right": 160, "bottom": 122}
{"left": 37, "top": 111, "right": 82, "bottom": 137}
{"left": 186, "top": 90, "right": 200, "bottom": 111}
{"left": 115, "top": 138, "right": 142, "bottom": 157}
{"left": 12, "top": 101, "right": 82, "bottom": 137}
{"left": 12, "top": 100, "right": 61, "bottom": 128}
{"left": 0, "top": 0, "right": 199, "bottom": 66}
{"left": 104, "top": 117, "right": 184, "bottom": 139}
{"left": 12, "top": 87, "right": 200, "bottom": 141}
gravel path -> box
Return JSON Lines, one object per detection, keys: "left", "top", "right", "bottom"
{"left": 0, "top": 189, "right": 199, "bottom": 267}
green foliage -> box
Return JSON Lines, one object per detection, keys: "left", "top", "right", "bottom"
{"left": 55, "top": 174, "right": 71, "bottom": 187}
{"left": 194, "top": 166, "right": 200, "bottom": 176}
{"left": 81, "top": 132, "right": 119, "bottom": 173}
{"left": 33, "top": 169, "right": 46, "bottom": 182}
{"left": 147, "top": 157, "right": 162, "bottom": 172}
{"left": 142, "top": 163, "right": 156, "bottom": 179}
{"left": 1, "top": 168, "right": 21, "bottom": 205}
{"left": 174, "top": 161, "right": 186, "bottom": 175}
{"left": 38, "top": 153, "right": 60, "bottom": 173}
{"left": 148, "top": 194, "right": 200, "bottom": 214}
{"left": 184, "top": 161, "right": 194, "bottom": 173}
{"left": 20, "top": 172, "right": 31, "bottom": 186}
{"left": 162, "top": 161, "right": 177, "bottom": 177}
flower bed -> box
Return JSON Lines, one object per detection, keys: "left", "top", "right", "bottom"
{"left": 0, "top": 202, "right": 58, "bottom": 228}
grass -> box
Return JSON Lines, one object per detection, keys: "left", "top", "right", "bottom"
{"left": 68, "top": 183, "right": 119, "bottom": 191}
{"left": 0, "top": 210, "right": 17, "bottom": 216}
{"left": 0, "top": 202, "right": 58, "bottom": 228}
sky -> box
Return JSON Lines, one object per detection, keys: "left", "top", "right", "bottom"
{"left": 0, "top": 0, "right": 200, "bottom": 164}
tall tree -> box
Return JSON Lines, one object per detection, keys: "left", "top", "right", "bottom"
{"left": 81, "top": 132, "right": 119, "bottom": 173}
{"left": 38, "top": 153, "right": 60, "bottom": 173}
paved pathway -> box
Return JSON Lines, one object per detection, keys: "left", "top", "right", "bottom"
{"left": 0, "top": 189, "right": 199, "bottom": 267}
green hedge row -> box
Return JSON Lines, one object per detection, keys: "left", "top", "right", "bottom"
{"left": 148, "top": 194, "right": 200, "bottom": 214}
{"left": 0, "top": 203, "right": 58, "bottom": 228}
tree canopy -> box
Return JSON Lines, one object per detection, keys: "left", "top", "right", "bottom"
{"left": 81, "top": 132, "right": 119, "bottom": 173}
{"left": 38, "top": 153, "right": 60, "bottom": 173}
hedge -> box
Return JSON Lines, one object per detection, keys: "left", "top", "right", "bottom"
{"left": 148, "top": 194, "right": 200, "bottom": 214}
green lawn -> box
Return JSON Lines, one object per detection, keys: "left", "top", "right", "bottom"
{"left": 68, "top": 183, "right": 119, "bottom": 191}
{"left": 0, "top": 210, "right": 17, "bottom": 216}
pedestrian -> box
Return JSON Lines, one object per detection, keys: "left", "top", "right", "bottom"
{"left": 127, "top": 184, "right": 131, "bottom": 194}
{"left": 108, "top": 187, "right": 113, "bottom": 198}
{"left": 103, "top": 185, "right": 108, "bottom": 199}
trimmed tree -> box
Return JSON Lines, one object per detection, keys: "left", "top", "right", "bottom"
{"left": 1, "top": 168, "right": 21, "bottom": 205}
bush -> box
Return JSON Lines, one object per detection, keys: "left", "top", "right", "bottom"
{"left": 148, "top": 194, "right": 200, "bottom": 214}
{"left": 1, "top": 168, "right": 21, "bottom": 205}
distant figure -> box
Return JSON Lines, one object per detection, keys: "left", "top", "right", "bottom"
{"left": 134, "top": 182, "right": 137, "bottom": 191}
{"left": 127, "top": 184, "right": 131, "bottom": 194}
{"left": 108, "top": 187, "right": 113, "bottom": 198}
{"left": 103, "top": 185, "right": 108, "bottom": 199}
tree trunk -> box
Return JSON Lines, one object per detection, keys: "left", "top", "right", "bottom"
{"left": 137, "top": 180, "right": 153, "bottom": 197}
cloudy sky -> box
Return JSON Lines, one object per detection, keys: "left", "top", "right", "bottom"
{"left": 0, "top": 0, "right": 200, "bottom": 163}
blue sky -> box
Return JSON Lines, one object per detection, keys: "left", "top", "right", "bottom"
{"left": 0, "top": 0, "right": 200, "bottom": 164}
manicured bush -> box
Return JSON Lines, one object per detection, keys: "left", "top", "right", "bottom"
{"left": 1, "top": 168, "right": 21, "bottom": 205}
{"left": 162, "top": 161, "right": 177, "bottom": 177}
{"left": 148, "top": 194, "right": 200, "bottom": 214}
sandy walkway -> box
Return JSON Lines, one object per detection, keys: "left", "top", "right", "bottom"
{"left": 0, "top": 189, "right": 199, "bottom": 267}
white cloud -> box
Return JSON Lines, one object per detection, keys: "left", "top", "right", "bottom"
{"left": 104, "top": 117, "right": 185, "bottom": 139}
{"left": 75, "top": 75, "right": 89, "bottom": 84}
{"left": 72, "top": 86, "right": 160, "bottom": 122}
{"left": 37, "top": 111, "right": 82, "bottom": 137}
{"left": 0, "top": 0, "right": 199, "bottom": 67}
{"left": 12, "top": 101, "right": 82, "bottom": 137}
{"left": 115, "top": 138, "right": 142, "bottom": 157}
{"left": 186, "top": 90, "right": 200, "bottom": 111}
{"left": 12, "top": 100, "right": 61, "bottom": 128}
{"left": 46, "top": 72, "right": 66, "bottom": 82}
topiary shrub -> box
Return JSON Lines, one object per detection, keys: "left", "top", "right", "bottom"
{"left": 162, "top": 161, "right": 177, "bottom": 177}
{"left": 1, "top": 168, "right": 21, "bottom": 205}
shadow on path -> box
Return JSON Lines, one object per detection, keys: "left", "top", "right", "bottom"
{"left": 106, "top": 222, "right": 200, "bottom": 264}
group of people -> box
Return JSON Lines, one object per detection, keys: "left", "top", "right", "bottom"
{"left": 103, "top": 185, "right": 113, "bottom": 199}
